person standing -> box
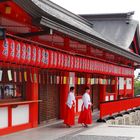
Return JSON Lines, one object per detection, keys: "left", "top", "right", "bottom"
{"left": 64, "top": 86, "right": 76, "bottom": 127}
{"left": 78, "top": 87, "right": 92, "bottom": 127}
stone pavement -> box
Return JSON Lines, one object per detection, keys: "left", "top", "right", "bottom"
{"left": 0, "top": 110, "right": 140, "bottom": 140}
{"left": 74, "top": 124, "right": 140, "bottom": 140}
{"left": 0, "top": 122, "right": 98, "bottom": 140}
{"left": 56, "top": 135, "right": 133, "bottom": 140}
{"left": 0, "top": 110, "right": 99, "bottom": 140}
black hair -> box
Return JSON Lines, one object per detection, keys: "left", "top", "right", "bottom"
{"left": 70, "top": 86, "right": 75, "bottom": 91}
{"left": 85, "top": 86, "right": 90, "bottom": 91}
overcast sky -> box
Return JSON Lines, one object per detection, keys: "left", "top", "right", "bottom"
{"left": 51, "top": 0, "right": 140, "bottom": 21}
{"left": 51, "top": 0, "right": 140, "bottom": 77}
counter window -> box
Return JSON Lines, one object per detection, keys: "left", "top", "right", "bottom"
{"left": 0, "top": 84, "right": 22, "bottom": 100}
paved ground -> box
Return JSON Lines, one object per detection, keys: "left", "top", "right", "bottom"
{"left": 0, "top": 122, "right": 98, "bottom": 140}
{"left": 56, "top": 135, "right": 133, "bottom": 140}
{"left": 75, "top": 124, "right": 140, "bottom": 140}
{"left": 0, "top": 111, "right": 140, "bottom": 140}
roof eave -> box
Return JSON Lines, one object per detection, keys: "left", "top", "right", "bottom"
{"left": 40, "top": 16, "right": 140, "bottom": 63}
{"left": 13, "top": 0, "right": 140, "bottom": 63}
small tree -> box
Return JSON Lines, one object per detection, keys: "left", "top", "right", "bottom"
{"left": 134, "top": 78, "right": 140, "bottom": 96}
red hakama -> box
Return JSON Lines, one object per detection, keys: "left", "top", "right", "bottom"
{"left": 64, "top": 103, "right": 75, "bottom": 126}
{"left": 78, "top": 104, "right": 92, "bottom": 125}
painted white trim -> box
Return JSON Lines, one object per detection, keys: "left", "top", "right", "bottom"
{"left": 110, "top": 95, "right": 114, "bottom": 101}
{"left": 12, "top": 105, "right": 29, "bottom": 126}
{"left": 105, "top": 96, "right": 109, "bottom": 101}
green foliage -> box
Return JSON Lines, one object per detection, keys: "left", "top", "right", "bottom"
{"left": 134, "top": 79, "right": 140, "bottom": 96}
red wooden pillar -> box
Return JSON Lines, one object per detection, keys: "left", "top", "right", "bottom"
{"left": 60, "top": 71, "right": 69, "bottom": 119}
{"left": 112, "top": 77, "right": 118, "bottom": 100}
{"left": 132, "top": 77, "right": 134, "bottom": 97}
{"left": 26, "top": 68, "right": 38, "bottom": 128}
{"left": 86, "top": 74, "right": 92, "bottom": 102}
{"left": 86, "top": 73, "right": 91, "bottom": 87}
{"left": 99, "top": 85, "right": 106, "bottom": 102}
{"left": 124, "top": 77, "right": 127, "bottom": 97}
{"left": 8, "top": 106, "right": 12, "bottom": 128}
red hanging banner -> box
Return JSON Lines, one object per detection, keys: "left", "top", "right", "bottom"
{"left": 89, "top": 60, "right": 92, "bottom": 72}
{"left": 87, "top": 59, "right": 90, "bottom": 72}
{"left": 79, "top": 57, "right": 82, "bottom": 72}
{"left": 82, "top": 58, "right": 85, "bottom": 72}
{"left": 67, "top": 55, "right": 71, "bottom": 70}
{"left": 80, "top": 57, "right": 83, "bottom": 71}
{"left": 31, "top": 45, "right": 37, "bottom": 66}
{"left": 49, "top": 50, "right": 54, "bottom": 68}
{"left": 44, "top": 49, "right": 50, "bottom": 68}
{"left": 70, "top": 55, "right": 74, "bottom": 71}
{"left": 40, "top": 48, "right": 45, "bottom": 68}
{"left": 36, "top": 47, "right": 41, "bottom": 67}
{"left": 64, "top": 54, "right": 68, "bottom": 70}
{"left": 8, "top": 39, "right": 15, "bottom": 62}
{"left": 14, "top": 71, "right": 17, "bottom": 82}
{"left": 61, "top": 53, "right": 65, "bottom": 69}
{"left": 0, "top": 39, "right": 9, "bottom": 61}
{"left": 84, "top": 59, "right": 88, "bottom": 72}
{"left": 73, "top": 56, "right": 76, "bottom": 71}
{"left": 57, "top": 52, "right": 61, "bottom": 69}
{"left": 19, "top": 71, "right": 22, "bottom": 82}
{"left": 53, "top": 51, "right": 58, "bottom": 68}
{"left": 20, "top": 42, "right": 26, "bottom": 64}
{"left": 15, "top": 41, "right": 21, "bottom": 63}
{"left": 26, "top": 44, "right": 31, "bottom": 64}
{"left": 90, "top": 60, "right": 93, "bottom": 72}
{"left": 77, "top": 57, "right": 80, "bottom": 71}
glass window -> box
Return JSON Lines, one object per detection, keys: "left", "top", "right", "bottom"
{"left": 0, "top": 68, "right": 26, "bottom": 101}
{"left": 0, "top": 84, "right": 22, "bottom": 100}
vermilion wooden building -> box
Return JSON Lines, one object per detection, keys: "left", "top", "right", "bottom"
{"left": 0, "top": 0, "right": 140, "bottom": 136}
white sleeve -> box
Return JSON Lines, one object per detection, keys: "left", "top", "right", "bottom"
{"left": 66, "top": 92, "right": 75, "bottom": 108}
{"left": 83, "top": 94, "right": 89, "bottom": 109}
{"left": 88, "top": 94, "right": 92, "bottom": 105}
{"left": 72, "top": 93, "right": 76, "bottom": 103}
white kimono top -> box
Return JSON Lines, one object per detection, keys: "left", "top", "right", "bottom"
{"left": 66, "top": 92, "right": 76, "bottom": 109}
{"left": 82, "top": 92, "right": 91, "bottom": 109}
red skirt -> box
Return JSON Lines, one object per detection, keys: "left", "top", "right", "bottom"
{"left": 78, "top": 105, "right": 92, "bottom": 124}
{"left": 64, "top": 105, "right": 75, "bottom": 126}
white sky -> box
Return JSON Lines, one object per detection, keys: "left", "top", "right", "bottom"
{"left": 51, "top": 0, "right": 140, "bottom": 77}
{"left": 51, "top": 0, "right": 140, "bottom": 21}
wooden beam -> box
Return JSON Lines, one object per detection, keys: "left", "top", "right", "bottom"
{"left": 0, "top": 0, "right": 10, "bottom": 3}
{"left": 16, "top": 29, "right": 51, "bottom": 37}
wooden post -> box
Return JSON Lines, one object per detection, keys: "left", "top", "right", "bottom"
{"left": 132, "top": 77, "right": 134, "bottom": 97}
{"left": 26, "top": 68, "right": 38, "bottom": 128}
{"left": 124, "top": 77, "right": 127, "bottom": 97}
{"left": 112, "top": 77, "right": 118, "bottom": 100}
{"left": 99, "top": 85, "right": 106, "bottom": 102}
{"left": 59, "top": 71, "right": 69, "bottom": 119}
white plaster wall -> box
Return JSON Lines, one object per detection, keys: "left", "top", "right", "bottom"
{"left": 0, "top": 107, "right": 8, "bottom": 129}
{"left": 12, "top": 104, "right": 29, "bottom": 126}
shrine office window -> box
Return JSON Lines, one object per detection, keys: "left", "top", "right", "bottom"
{"left": 0, "top": 69, "right": 25, "bottom": 101}
{"left": 0, "top": 84, "right": 23, "bottom": 100}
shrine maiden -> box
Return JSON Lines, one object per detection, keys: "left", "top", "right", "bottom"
{"left": 78, "top": 87, "right": 92, "bottom": 127}
{"left": 64, "top": 87, "right": 76, "bottom": 127}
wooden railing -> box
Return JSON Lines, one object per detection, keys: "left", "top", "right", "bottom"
{"left": 100, "top": 96, "right": 140, "bottom": 119}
